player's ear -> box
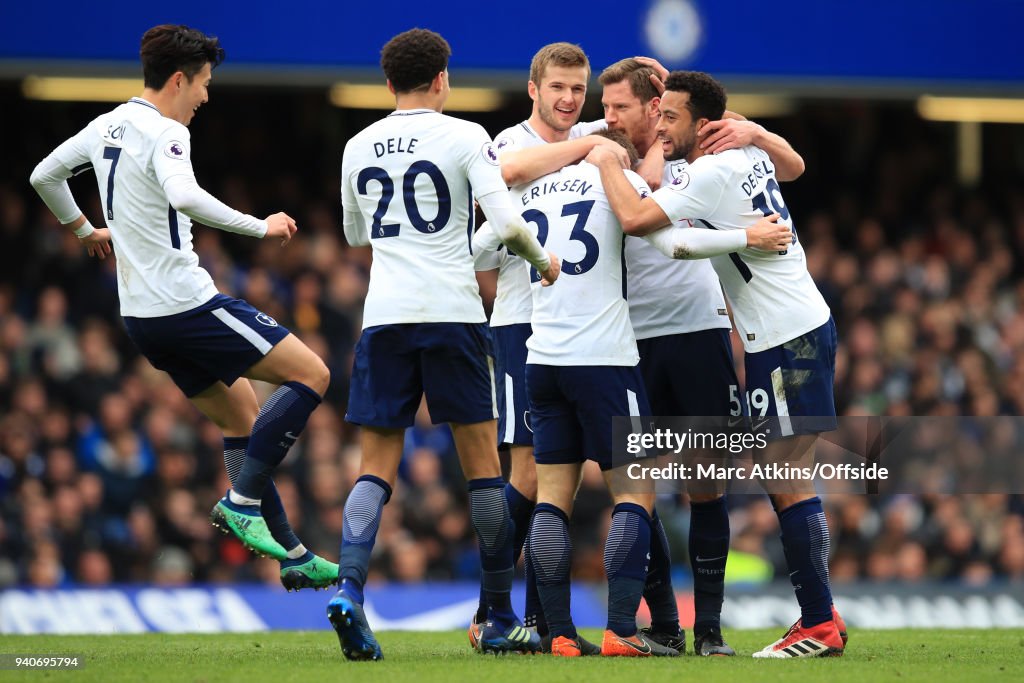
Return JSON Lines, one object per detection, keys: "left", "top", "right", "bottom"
{"left": 386, "top": 79, "right": 397, "bottom": 96}
{"left": 433, "top": 71, "right": 446, "bottom": 93}
{"left": 527, "top": 80, "right": 538, "bottom": 101}
{"left": 648, "top": 96, "right": 661, "bottom": 117}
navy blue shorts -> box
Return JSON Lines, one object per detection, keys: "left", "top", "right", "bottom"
{"left": 123, "top": 294, "right": 290, "bottom": 397}
{"left": 527, "top": 363, "right": 651, "bottom": 471}
{"left": 744, "top": 317, "right": 838, "bottom": 438}
{"left": 493, "top": 323, "right": 533, "bottom": 447}
{"left": 346, "top": 322, "right": 497, "bottom": 428}
{"left": 637, "top": 328, "right": 741, "bottom": 417}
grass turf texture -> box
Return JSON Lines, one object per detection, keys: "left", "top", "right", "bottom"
{"left": 3, "top": 629, "right": 1023, "bottom": 682}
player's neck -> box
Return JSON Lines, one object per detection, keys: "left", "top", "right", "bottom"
{"left": 528, "top": 113, "right": 571, "bottom": 144}
{"left": 635, "top": 127, "right": 660, "bottom": 157}
{"left": 686, "top": 147, "right": 709, "bottom": 164}
{"left": 394, "top": 92, "right": 443, "bottom": 113}
{"left": 139, "top": 88, "right": 173, "bottom": 120}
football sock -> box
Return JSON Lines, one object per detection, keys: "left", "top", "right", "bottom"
{"left": 223, "top": 436, "right": 303, "bottom": 554}
{"left": 338, "top": 474, "right": 392, "bottom": 604}
{"left": 474, "top": 483, "right": 535, "bottom": 624}
{"left": 605, "top": 503, "right": 651, "bottom": 638}
{"left": 524, "top": 533, "right": 548, "bottom": 635}
{"left": 644, "top": 507, "right": 680, "bottom": 634}
{"left": 778, "top": 496, "right": 833, "bottom": 628}
{"left": 689, "top": 496, "right": 730, "bottom": 633}
{"left": 529, "top": 503, "right": 576, "bottom": 639}
{"left": 234, "top": 381, "right": 321, "bottom": 500}
{"left": 468, "top": 477, "right": 516, "bottom": 629}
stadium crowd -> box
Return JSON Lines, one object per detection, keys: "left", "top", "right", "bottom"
{"left": 1, "top": 93, "right": 1023, "bottom": 590}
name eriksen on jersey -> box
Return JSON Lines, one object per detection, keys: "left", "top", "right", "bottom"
{"left": 741, "top": 159, "right": 774, "bottom": 197}
{"left": 373, "top": 137, "right": 418, "bottom": 158}
{"left": 521, "top": 178, "right": 592, "bottom": 206}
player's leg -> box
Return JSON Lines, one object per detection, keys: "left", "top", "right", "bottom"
{"left": 123, "top": 297, "right": 325, "bottom": 564}
{"left": 600, "top": 467, "right": 677, "bottom": 657}
{"left": 634, "top": 335, "right": 687, "bottom": 652}
{"left": 671, "top": 329, "right": 738, "bottom": 655}
{"left": 192, "top": 378, "right": 337, "bottom": 588}
{"left": 529, "top": 461, "right": 582, "bottom": 655}
{"left": 745, "top": 319, "right": 845, "bottom": 659}
{"left": 473, "top": 324, "right": 539, "bottom": 635}
{"left": 328, "top": 324, "right": 422, "bottom": 662}
{"left": 422, "top": 322, "right": 538, "bottom": 654}
{"left": 570, "top": 364, "right": 678, "bottom": 657}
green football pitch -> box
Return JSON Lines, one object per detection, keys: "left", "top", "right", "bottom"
{"left": 2, "top": 630, "right": 1022, "bottom": 682}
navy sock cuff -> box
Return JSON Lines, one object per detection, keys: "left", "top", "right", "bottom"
{"left": 612, "top": 502, "right": 651, "bottom": 522}
{"left": 224, "top": 436, "right": 249, "bottom": 449}
{"left": 468, "top": 476, "right": 505, "bottom": 491}
{"left": 778, "top": 496, "right": 822, "bottom": 519}
{"left": 534, "top": 502, "right": 569, "bottom": 524}
{"left": 356, "top": 474, "right": 393, "bottom": 504}
{"left": 505, "top": 483, "right": 533, "bottom": 509}
{"left": 283, "top": 380, "right": 323, "bottom": 404}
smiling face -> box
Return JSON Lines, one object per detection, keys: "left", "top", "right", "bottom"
{"left": 529, "top": 64, "right": 588, "bottom": 137}
{"left": 656, "top": 90, "right": 702, "bottom": 162}
{"left": 176, "top": 62, "right": 212, "bottom": 126}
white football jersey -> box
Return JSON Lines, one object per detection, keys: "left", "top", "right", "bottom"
{"left": 525, "top": 162, "right": 646, "bottom": 366}
{"left": 625, "top": 159, "right": 731, "bottom": 339}
{"left": 484, "top": 119, "right": 607, "bottom": 327}
{"left": 42, "top": 98, "right": 218, "bottom": 317}
{"left": 651, "top": 146, "right": 831, "bottom": 352}
{"left": 342, "top": 109, "right": 508, "bottom": 328}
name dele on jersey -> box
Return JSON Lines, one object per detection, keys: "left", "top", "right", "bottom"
{"left": 163, "top": 140, "right": 188, "bottom": 161}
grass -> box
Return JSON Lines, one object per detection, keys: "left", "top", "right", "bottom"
{"left": 2, "top": 629, "right": 1023, "bottom": 682}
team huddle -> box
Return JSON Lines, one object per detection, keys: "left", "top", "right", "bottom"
{"left": 30, "top": 24, "right": 845, "bottom": 662}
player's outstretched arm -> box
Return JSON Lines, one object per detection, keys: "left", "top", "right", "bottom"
{"left": 499, "top": 135, "right": 627, "bottom": 187}
{"left": 697, "top": 119, "right": 805, "bottom": 181}
{"left": 163, "top": 175, "right": 271, "bottom": 239}
{"left": 586, "top": 145, "right": 672, "bottom": 236}
{"left": 476, "top": 190, "right": 560, "bottom": 285}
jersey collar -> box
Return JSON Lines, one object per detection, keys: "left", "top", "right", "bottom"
{"left": 387, "top": 108, "right": 435, "bottom": 117}
{"left": 128, "top": 97, "right": 160, "bottom": 113}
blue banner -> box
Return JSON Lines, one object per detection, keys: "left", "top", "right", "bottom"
{"left": 1, "top": 0, "right": 1022, "bottom": 86}
{"left": 3, "top": 583, "right": 1023, "bottom": 634}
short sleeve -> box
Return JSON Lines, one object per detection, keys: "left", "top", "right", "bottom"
{"left": 651, "top": 158, "right": 729, "bottom": 224}
{"left": 623, "top": 169, "right": 654, "bottom": 199}
{"left": 152, "top": 125, "right": 195, "bottom": 187}
{"left": 570, "top": 119, "right": 608, "bottom": 137}
{"left": 463, "top": 123, "right": 509, "bottom": 199}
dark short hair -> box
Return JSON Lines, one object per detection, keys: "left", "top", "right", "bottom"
{"left": 140, "top": 25, "right": 224, "bottom": 90}
{"left": 598, "top": 58, "right": 659, "bottom": 103}
{"left": 663, "top": 71, "right": 727, "bottom": 122}
{"left": 381, "top": 29, "right": 451, "bottom": 93}
{"left": 529, "top": 42, "right": 589, "bottom": 85}
{"left": 591, "top": 128, "right": 639, "bottom": 168}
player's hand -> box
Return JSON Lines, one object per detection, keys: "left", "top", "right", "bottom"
{"left": 538, "top": 252, "right": 560, "bottom": 286}
{"left": 637, "top": 143, "right": 665, "bottom": 189}
{"left": 586, "top": 140, "right": 629, "bottom": 169}
{"left": 745, "top": 213, "right": 792, "bottom": 251}
{"left": 80, "top": 228, "right": 112, "bottom": 259}
{"left": 264, "top": 212, "right": 298, "bottom": 246}
{"left": 633, "top": 56, "right": 669, "bottom": 95}
{"left": 699, "top": 119, "right": 764, "bottom": 155}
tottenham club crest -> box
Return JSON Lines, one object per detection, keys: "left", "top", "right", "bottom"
{"left": 255, "top": 312, "right": 278, "bottom": 327}
{"left": 163, "top": 140, "right": 188, "bottom": 161}
{"left": 481, "top": 142, "right": 500, "bottom": 166}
